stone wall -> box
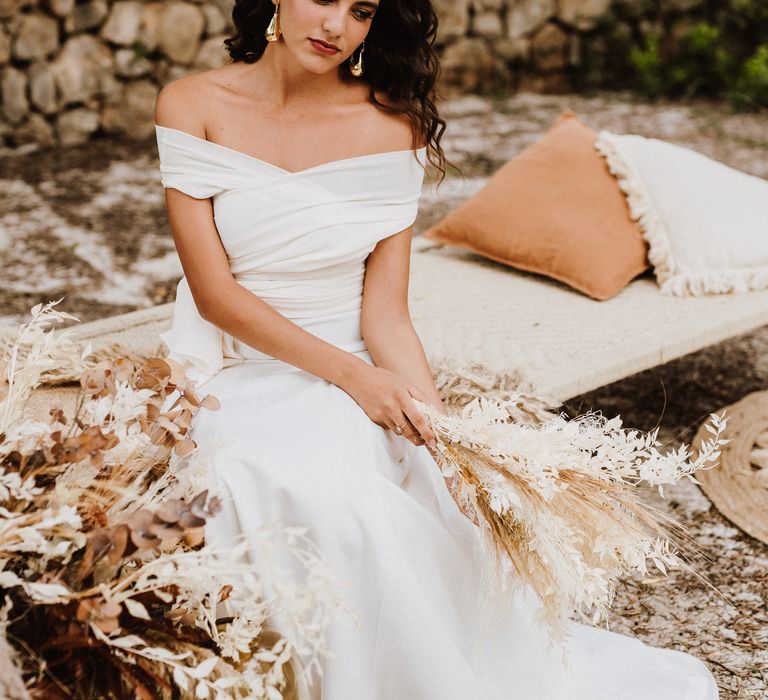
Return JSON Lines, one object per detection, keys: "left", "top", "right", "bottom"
{"left": 0, "top": 0, "right": 718, "bottom": 148}
{"left": 434, "top": 0, "right": 725, "bottom": 95}
{"left": 0, "top": 0, "right": 233, "bottom": 146}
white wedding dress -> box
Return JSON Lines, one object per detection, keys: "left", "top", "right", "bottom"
{"left": 155, "top": 124, "right": 719, "bottom": 700}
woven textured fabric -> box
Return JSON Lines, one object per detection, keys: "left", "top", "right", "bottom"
{"left": 693, "top": 391, "right": 768, "bottom": 545}
{"left": 408, "top": 237, "right": 768, "bottom": 401}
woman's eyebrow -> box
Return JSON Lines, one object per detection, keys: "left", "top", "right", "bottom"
{"left": 356, "top": 1, "right": 379, "bottom": 9}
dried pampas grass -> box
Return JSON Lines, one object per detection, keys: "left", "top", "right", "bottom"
{"left": 416, "top": 394, "right": 728, "bottom": 643}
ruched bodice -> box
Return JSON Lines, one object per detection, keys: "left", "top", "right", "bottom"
{"left": 155, "top": 124, "right": 427, "bottom": 386}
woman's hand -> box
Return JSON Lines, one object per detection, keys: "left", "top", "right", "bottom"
{"left": 339, "top": 363, "right": 440, "bottom": 447}
{"left": 340, "top": 363, "right": 478, "bottom": 523}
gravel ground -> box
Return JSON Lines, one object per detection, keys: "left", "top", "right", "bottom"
{"left": 1, "top": 91, "right": 767, "bottom": 698}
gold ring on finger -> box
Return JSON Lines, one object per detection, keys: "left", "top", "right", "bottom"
{"left": 393, "top": 423, "right": 405, "bottom": 435}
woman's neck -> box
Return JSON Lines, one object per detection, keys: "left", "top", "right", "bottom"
{"left": 249, "top": 43, "right": 348, "bottom": 111}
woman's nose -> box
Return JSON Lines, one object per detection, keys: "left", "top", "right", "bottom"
{"left": 321, "top": 8, "right": 346, "bottom": 37}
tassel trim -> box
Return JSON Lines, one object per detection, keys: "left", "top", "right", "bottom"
{"left": 595, "top": 130, "right": 768, "bottom": 297}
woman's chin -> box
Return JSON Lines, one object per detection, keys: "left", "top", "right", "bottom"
{"left": 303, "top": 55, "right": 343, "bottom": 75}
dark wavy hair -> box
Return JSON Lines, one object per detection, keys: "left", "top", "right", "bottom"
{"left": 223, "top": 0, "right": 458, "bottom": 184}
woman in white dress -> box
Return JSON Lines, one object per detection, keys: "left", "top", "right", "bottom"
{"left": 153, "top": 0, "right": 720, "bottom": 698}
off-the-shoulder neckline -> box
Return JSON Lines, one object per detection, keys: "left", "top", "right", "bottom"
{"left": 155, "top": 124, "right": 427, "bottom": 175}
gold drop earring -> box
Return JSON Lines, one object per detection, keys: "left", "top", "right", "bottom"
{"left": 350, "top": 40, "right": 365, "bottom": 77}
{"left": 265, "top": 0, "right": 281, "bottom": 41}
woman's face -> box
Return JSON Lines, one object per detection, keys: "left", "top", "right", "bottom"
{"left": 271, "top": 0, "right": 378, "bottom": 73}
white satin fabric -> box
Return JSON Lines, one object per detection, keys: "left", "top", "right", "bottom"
{"left": 155, "top": 124, "right": 719, "bottom": 700}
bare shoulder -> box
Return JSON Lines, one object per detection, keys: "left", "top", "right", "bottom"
{"left": 155, "top": 73, "right": 207, "bottom": 136}
{"left": 154, "top": 65, "right": 239, "bottom": 136}
{"left": 370, "top": 90, "right": 425, "bottom": 150}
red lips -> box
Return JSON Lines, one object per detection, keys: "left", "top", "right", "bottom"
{"left": 310, "top": 37, "right": 340, "bottom": 51}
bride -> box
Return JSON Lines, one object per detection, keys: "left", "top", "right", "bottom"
{"left": 153, "top": 0, "right": 720, "bottom": 698}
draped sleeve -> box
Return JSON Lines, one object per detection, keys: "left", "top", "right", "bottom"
{"left": 155, "top": 124, "right": 242, "bottom": 199}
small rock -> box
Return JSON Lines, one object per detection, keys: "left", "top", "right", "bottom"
{"left": 439, "top": 37, "right": 499, "bottom": 92}
{"left": 530, "top": 22, "right": 569, "bottom": 72}
{"left": 202, "top": 4, "right": 226, "bottom": 36}
{"left": 51, "top": 34, "right": 114, "bottom": 106}
{"left": 1, "top": 66, "right": 29, "bottom": 124}
{"left": 433, "top": 0, "right": 469, "bottom": 42}
{"left": 0, "top": 0, "right": 33, "bottom": 19}
{"left": 158, "top": 2, "right": 205, "bottom": 64}
{"left": 14, "top": 112, "right": 55, "bottom": 146}
{"left": 101, "top": 1, "right": 144, "bottom": 46}
{"left": 209, "top": 0, "right": 234, "bottom": 29}
{"left": 57, "top": 107, "right": 100, "bottom": 145}
{"left": 115, "top": 47, "right": 152, "bottom": 77}
{"left": 99, "top": 71, "right": 122, "bottom": 102}
{"left": 44, "top": 0, "right": 75, "bottom": 17}
{"left": 195, "top": 35, "right": 229, "bottom": 70}
{"left": 507, "top": 0, "right": 555, "bottom": 39}
{"left": 558, "top": 0, "right": 612, "bottom": 30}
{"left": 28, "top": 61, "right": 58, "bottom": 114}
{"left": 13, "top": 13, "right": 60, "bottom": 61}
{"left": 101, "top": 79, "right": 157, "bottom": 139}
{"left": 64, "top": 0, "right": 109, "bottom": 33}
{"left": 496, "top": 36, "right": 530, "bottom": 63}
{"left": 473, "top": 10, "right": 504, "bottom": 38}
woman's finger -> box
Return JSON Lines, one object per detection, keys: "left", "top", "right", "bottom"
{"left": 387, "top": 414, "right": 425, "bottom": 446}
{"left": 408, "top": 385, "right": 428, "bottom": 402}
{"left": 401, "top": 420, "right": 425, "bottom": 445}
{"left": 401, "top": 397, "right": 436, "bottom": 446}
{"left": 387, "top": 412, "right": 409, "bottom": 434}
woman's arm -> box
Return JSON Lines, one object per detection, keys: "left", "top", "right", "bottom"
{"left": 362, "top": 228, "right": 478, "bottom": 521}
{"left": 360, "top": 226, "right": 446, "bottom": 416}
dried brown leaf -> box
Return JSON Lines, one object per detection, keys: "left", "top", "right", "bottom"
{"left": 200, "top": 394, "right": 220, "bottom": 411}
{"left": 154, "top": 499, "right": 184, "bottom": 524}
{"left": 173, "top": 439, "right": 195, "bottom": 457}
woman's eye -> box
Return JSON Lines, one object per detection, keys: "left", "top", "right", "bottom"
{"left": 313, "top": 0, "right": 372, "bottom": 21}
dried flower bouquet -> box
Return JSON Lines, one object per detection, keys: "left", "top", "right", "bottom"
{"left": 416, "top": 391, "right": 728, "bottom": 643}
{"left": 0, "top": 302, "right": 343, "bottom": 700}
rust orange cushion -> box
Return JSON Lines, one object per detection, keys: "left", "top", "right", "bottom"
{"left": 422, "top": 112, "right": 649, "bottom": 300}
